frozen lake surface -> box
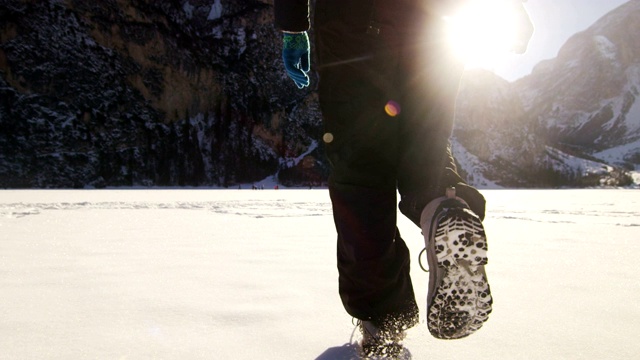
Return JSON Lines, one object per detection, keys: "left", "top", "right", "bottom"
{"left": 1, "top": 189, "right": 638, "bottom": 359}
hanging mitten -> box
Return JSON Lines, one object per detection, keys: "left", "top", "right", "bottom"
{"left": 282, "top": 32, "right": 310, "bottom": 88}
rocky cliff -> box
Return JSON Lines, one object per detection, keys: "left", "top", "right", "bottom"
{"left": 0, "top": 0, "right": 325, "bottom": 188}
{"left": 0, "top": 0, "right": 637, "bottom": 188}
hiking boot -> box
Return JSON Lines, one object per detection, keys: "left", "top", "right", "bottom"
{"left": 420, "top": 187, "right": 492, "bottom": 339}
{"left": 359, "top": 320, "right": 405, "bottom": 358}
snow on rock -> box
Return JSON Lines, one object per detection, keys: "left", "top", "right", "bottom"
{"left": 279, "top": 140, "right": 318, "bottom": 170}
{"left": 208, "top": 0, "right": 223, "bottom": 20}
{"left": 182, "top": 1, "right": 195, "bottom": 19}
{"left": 451, "top": 139, "right": 502, "bottom": 189}
{"left": 593, "top": 139, "right": 640, "bottom": 165}
{"left": 594, "top": 35, "right": 617, "bottom": 61}
{"left": 632, "top": 169, "right": 640, "bottom": 185}
{"left": 546, "top": 146, "right": 610, "bottom": 176}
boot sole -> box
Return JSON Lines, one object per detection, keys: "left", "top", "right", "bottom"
{"left": 427, "top": 206, "right": 492, "bottom": 339}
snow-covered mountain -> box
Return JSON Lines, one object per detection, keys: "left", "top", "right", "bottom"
{"left": 453, "top": 70, "right": 545, "bottom": 187}
{"left": 0, "top": 0, "right": 637, "bottom": 188}
{"left": 454, "top": 0, "right": 639, "bottom": 187}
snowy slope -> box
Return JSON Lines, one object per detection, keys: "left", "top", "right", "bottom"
{"left": 451, "top": 138, "right": 503, "bottom": 189}
{"left": 545, "top": 146, "right": 612, "bottom": 176}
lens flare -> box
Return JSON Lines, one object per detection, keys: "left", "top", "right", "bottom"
{"left": 384, "top": 100, "right": 401, "bottom": 117}
{"left": 323, "top": 132, "right": 334, "bottom": 143}
{"left": 444, "top": 0, "right": 524, "bottom": 68}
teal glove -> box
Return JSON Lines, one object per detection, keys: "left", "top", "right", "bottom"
{"left": 282, "top": 32, "right": 310, "bottom": 88}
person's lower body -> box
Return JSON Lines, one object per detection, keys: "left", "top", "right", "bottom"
{"left": 313, "top": 0, "right": 490, "bottom": 350}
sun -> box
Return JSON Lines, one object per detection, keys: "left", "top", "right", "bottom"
{"left": 444, "top": 0, "right": 527, "bottom": 69}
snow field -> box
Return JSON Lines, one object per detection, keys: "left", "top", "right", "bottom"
{"left": 0, "top": 189, "right": 639, "bottom": 359}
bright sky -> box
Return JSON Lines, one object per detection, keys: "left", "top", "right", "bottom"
{"left": 492, "top": 0, "right": 629, "bottom": 81}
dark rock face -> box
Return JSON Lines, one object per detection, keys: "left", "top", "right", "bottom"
{"left": 0, "top": 0, "right": 323, "bottom": 188}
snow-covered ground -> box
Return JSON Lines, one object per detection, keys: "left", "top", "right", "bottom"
{"left": 1, "top": 189, "right": 639, "bottom": 359}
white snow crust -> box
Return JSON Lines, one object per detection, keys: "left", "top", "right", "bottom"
{"left": 593, "top": 35, "right": 617, "bottom": 61}
{"left": 1, "top": 189, "right": 639, "bottom": 359}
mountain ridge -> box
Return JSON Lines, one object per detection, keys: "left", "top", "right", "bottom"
{"left": 453, "top": 0, "right": 639, "bottom": 187}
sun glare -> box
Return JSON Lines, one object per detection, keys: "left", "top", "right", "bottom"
{"left": 445, "top": 0, "right": 524, "bottom": 69}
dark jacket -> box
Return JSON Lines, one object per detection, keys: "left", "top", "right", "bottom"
{"left": 274, "top": 0, "right": 310, "bottom": 32}
{"left": 272, "top": 1, "right": 485, "bottom": 32}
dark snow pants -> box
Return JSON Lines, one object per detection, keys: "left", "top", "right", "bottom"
{"left": 313, "top": 0, "right": 486, "bottom": 330}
